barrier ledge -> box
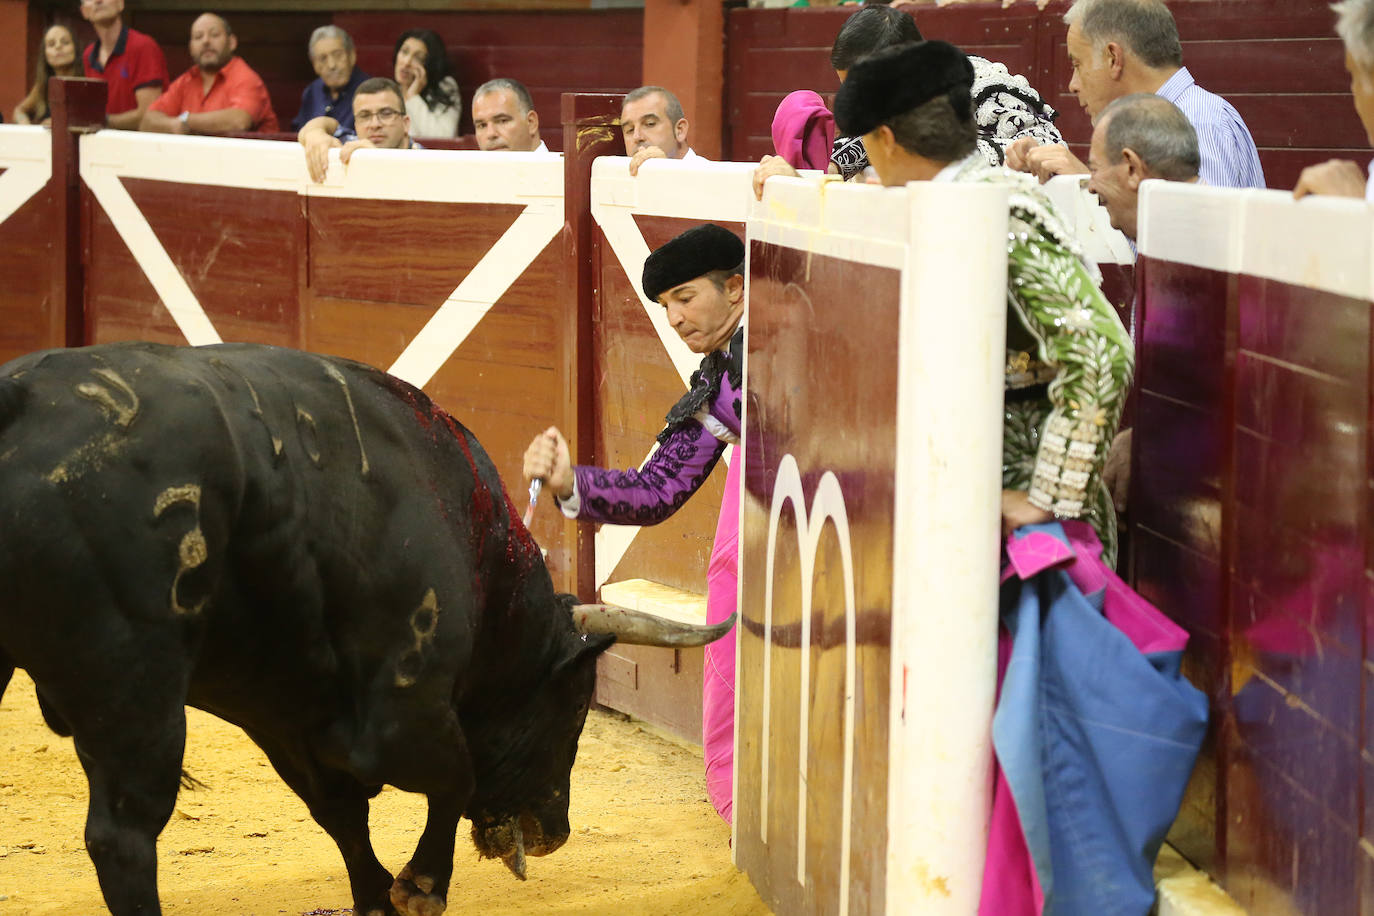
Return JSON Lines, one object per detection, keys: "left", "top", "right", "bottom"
{"left": 310, "top": 146, "right": 563, "bottom": 206}
{"left": 591, "top": 154, "right": 757, "bottom": 220}
{"left": 1138, "top": 180, "right": 1249, "bottom": 273}
{"left": 79, "top": 129, "right": 304, "bottom": 193}
{"left": 1244, "top": 187, "right": 1372, "bottom": 302}
{"left": 599, "top": 579, "right": 708, "bottom": 626}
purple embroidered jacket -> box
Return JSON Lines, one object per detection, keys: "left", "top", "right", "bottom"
{"left": 560, "top": 328, "right": 743, "bottom": 526}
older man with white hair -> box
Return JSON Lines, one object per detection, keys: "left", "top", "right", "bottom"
{"left": 291, "top": 25, "right": 369, "bottom": 132}
{"left": 1008, "top": 0, "right": 1263, "bottom": 189}
{"left": 1295, "top": 0, "right": 1374, "bottom": 200}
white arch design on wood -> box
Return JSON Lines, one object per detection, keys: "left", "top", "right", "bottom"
{"left": 760, "top": 453, "right": 857, "bottom": 916}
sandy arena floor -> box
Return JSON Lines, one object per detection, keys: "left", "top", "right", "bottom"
{"left": 0, "top": 671, "right": 770, "bottom": 915}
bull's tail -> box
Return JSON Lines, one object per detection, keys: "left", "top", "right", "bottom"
{"left": 0, "top": 648, "right": 13, "bottom": 709}
{"left": 0, "top": 373, "right": 27, "bottom": 432}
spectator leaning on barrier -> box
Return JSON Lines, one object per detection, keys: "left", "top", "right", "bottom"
{"left": 830, "top": 39, "right": 1134, "bottom": 563}
{"left": 1007, "top": 0, "right": 1264, "bottom": 190}
{"left": 621, "top": 86, "right": 703, "bottom": 176}
{"left": 291, "top": 26, "right": 369, "bottom": 133}
{"left": 298, "top": 77, "right": 419, "bottom": 183}
{"left": 143, "top": 12, "right": 278, "bottom": 135}
{"left": 393, "top": 29, "right": 461, "bottom": 139}
{"left": 471, "top": 78, "right": 546, "bottom": 152}
{"left": 13, "top": 24, "right": 84, "bottom": 125}
{"left": 1295, "top": 0, "right": 1374, "bottom": 201}
{"left": 1087, "top": 93, "right": 1200, "bottom": 243}
{"left": 79, "top": 0, "right": 168, "bottom": 130}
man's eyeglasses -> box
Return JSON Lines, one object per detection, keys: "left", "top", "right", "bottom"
{"left": 356, "top": 108, "right": 403, "bottom": 126}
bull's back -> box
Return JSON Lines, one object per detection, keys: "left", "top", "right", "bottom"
{"left": 0, "top": 342, "right": 509, "bottom": 675}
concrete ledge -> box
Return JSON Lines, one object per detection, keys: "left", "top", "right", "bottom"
{"left": 1155, "top": 845, "right": 1248, "bottom": 916}
{"left": 599, "top": 578, "right": 709, "bottom": 626}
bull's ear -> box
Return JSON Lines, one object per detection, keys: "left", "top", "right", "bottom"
{"left": 549, "top": 631, "right": 614, "bottom": 685}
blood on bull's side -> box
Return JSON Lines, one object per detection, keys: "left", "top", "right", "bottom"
{"left": 0, "top": 341, "right": 731, "bottom": 916}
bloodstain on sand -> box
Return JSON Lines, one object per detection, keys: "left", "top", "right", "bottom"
{"left": 0, "top": 671, "right": 770, "bottom": 915}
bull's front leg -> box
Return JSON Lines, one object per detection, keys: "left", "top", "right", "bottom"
{"left": 389, "top": 788, "right": 468, "bottom": 916}
{"left": 252, "top": 739, "right": 396, "bottom": 916}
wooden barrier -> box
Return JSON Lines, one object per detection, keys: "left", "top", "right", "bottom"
{"left": 738, "top": 175, "right": 1010, "bottom": 914}
{"left": 1135, "top": 180, "right": 1373, "bottom": 913}
{"left": 74, "top": 127, "right": 580, "bottom": 591}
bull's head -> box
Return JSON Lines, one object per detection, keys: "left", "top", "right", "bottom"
{"left": 467, "top": 595, "right": 735, "bottom": 880}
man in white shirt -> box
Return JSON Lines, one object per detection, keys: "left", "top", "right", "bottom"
{"left": 471, "top": 78, "right": 548, "bottom": 153}
{"left": 621, "top": 86, "right": 703, "bottom": 175}
{"left": 1007, "top": 0, "right": 1263, "bottom": 190}
{"left": 1294, "top": 0, "right": 1374, "bottom": 201}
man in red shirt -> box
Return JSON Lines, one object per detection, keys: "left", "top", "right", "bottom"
{"left": 142, "top": 12, "right": 279, "bottom": 135}
{"left": 81, "top": 0, "right": 169, "bottom": 129}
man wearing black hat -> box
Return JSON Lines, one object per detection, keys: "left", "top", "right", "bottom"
{"left": 831, "top": 39, "right": 1134, "bottom": 565}
{"left": 522, "top": 223, "right": 746, "bottom": 822}
{"left": 522, "top": 223, "right": 744, "bottom": 523}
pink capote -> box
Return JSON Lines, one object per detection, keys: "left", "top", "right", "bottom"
{"left": 770, "top": 90, "right": 836, "bottom": 171}
{"left": 979, "top": 520, "right": 1191, "bottom": 915}
{"left": 702, "top": 452, "right": 741, "bottom": 823}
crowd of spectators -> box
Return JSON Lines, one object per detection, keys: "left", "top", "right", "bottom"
{"left": 8, "top": 0, "right": 1374, "bottom": 210}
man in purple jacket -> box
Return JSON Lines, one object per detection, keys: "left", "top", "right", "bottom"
{"left": 522, "top": 223, "right": 743, "bottom": 523}
{"left": 522, "top": 223, "right": 744, "bottom": 822}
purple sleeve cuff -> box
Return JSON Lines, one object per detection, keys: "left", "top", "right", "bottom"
{"left": 569, "top": 420, "right": 726, "bottom": 526}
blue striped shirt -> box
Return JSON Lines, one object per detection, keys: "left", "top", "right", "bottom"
{"left": 1157, "top": 67, "right": 1265, "bottom": 189}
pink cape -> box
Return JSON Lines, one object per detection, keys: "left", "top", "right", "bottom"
{"left": 770, "top": 90, "right": 836, "bottom": 172}
{"left": 702, "top": 452, "right": 741, "bottom": 823}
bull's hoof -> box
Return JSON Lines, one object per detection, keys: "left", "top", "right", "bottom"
{"left": 389, "top": 866, "right": 446, "bottom": 916}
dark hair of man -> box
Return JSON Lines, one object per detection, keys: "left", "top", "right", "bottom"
{"left": 885, "top": 92, "right": 977, "bottom": 162}
{"left": 705, "top": 263, "right": 745, "bottom": 291}
{"left": 473, "top": 77, "right": 535, "bottom": 115}
{"left": 831, "top": 6, "right": 923, "bottom": 71}
{"left": 393, "top": 29, "right": 458, "bottom": 112}
{"left": 1065, "top": 0, "right": 1183, "bottom": 70}
{"left": 355, "top": 76, "right": 406, "bottom": 112}
{"left": 623, "top": 85, "right": 685, "bottom": 124}
{"left": 204, "top": 12, "right": 233, "bottom": 37}
{"left": 1099, "top": 92, "right": 1199, "bottom": 180}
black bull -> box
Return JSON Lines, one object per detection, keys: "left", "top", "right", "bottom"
{"left": 0, "top": 341, "right": 729, "bottom": 916}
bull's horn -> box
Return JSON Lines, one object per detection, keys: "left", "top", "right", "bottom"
{"left": 570, "top": 604, "right": 737, "bottom": 647}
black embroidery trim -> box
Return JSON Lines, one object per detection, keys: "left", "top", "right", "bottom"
{"left": 657, "top": 327, "right": 744, "bottom": 445}
{"left": 582, "top": 432, "right": 725, "bottom": 525}
{"left": 831, "top": 135, "right": 869, "bottom": 181}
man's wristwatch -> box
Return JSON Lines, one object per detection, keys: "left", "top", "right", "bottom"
{"left": 178, "top": 111, "right": 190, "bottom": 128}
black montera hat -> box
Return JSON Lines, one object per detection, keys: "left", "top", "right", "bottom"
{"left": 833, "top": 40, "right": 975, "bottom": 137}
{"left": 642, "top": 224, "right": 745, "bottom": 302}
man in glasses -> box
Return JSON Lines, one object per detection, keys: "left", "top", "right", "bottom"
{"left": 298, "top": 77, "right": 420, "bottom": 183}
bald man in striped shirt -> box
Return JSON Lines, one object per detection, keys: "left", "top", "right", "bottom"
{"left": 1007, "top": 0, "right": 1264, "bottom": 190}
